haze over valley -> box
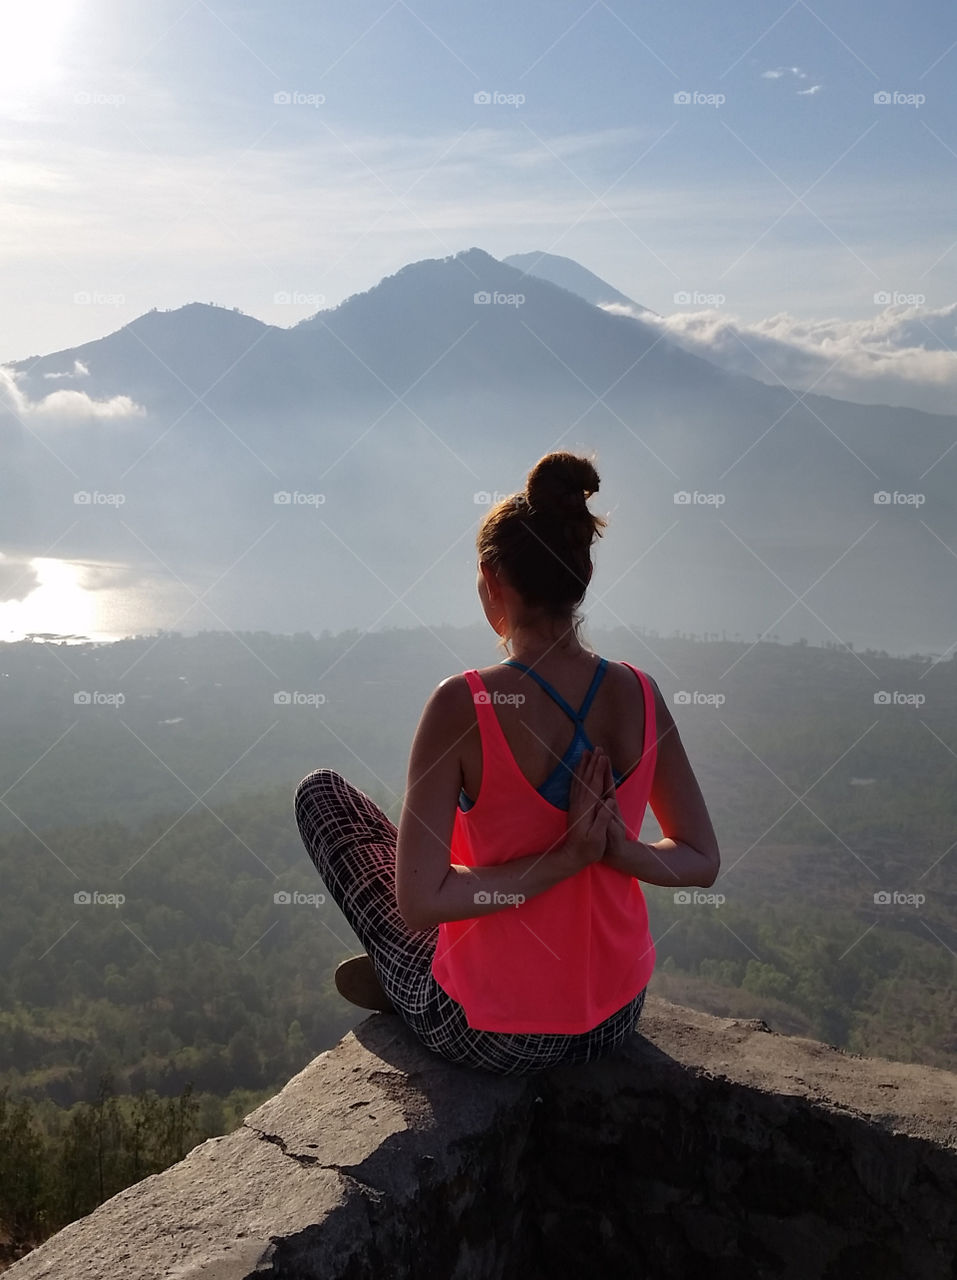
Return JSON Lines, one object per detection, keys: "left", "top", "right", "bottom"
{"left": 3, "top": 249, "right": 954, "bottom": 657}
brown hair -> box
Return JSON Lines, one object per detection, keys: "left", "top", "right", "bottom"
{"left": 476, "top": 451, "right": 607, "bottom": 647}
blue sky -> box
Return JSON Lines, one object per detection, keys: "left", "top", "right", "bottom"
{"left": 2, "top": 0, "right": 956, "bottom": 358}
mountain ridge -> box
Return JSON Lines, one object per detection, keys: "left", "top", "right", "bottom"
{"left": 503, "top": 248, "right": 655, "bottom": 315}
{"left": 1, "top": 248, "right": 955, "bottom": 652}
{"left": 8, "top": 249, "right": 955, "bottom": 423}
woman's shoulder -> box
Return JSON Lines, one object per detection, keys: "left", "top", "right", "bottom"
{"left": 432, "top": 670, "right": 477, "bottom": 702}
{"left": 412, "top": 674, "right": 479, "bottom": 755}
{"left": 604, "top": 657, "right": 656, "bottom": 687}
{"left": 605, "top": 662, "right": 669, "bottom": 720}
{"left": 430, "top": 671, "right": 482, "bottom": 722}
{"left": 608, "top": 658, "right": 659, "bottom": 684}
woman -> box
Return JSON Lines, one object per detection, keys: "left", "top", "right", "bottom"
{"left": 295, "top": 450, "right": 719, "bottom": 1075}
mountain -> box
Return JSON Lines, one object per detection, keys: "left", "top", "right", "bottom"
{"left": 1, "top": 248, "right": 954, "bottom": 653}
{"left": 503, "top": 250, "right": 654, "bottom": 314}
{"left": 20, "top": 303, "right": 273, "bottom": 394}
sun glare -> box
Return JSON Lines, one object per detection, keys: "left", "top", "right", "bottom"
{"left": 0, "top": 557, "right": 96, "bottom": 641}
{"left": 0, "top": 0, "right": 77, "bottom": 93}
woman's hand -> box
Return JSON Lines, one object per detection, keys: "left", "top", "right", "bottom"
{"left": 597, "top": 751, "right": 633, "bottom": 874}
{"left": 564, "top": 747, "right": 613, "bottom": 870}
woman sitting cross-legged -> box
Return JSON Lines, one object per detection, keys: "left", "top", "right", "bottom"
{"left": 294, "top": 449, "right": 720, "bottom": 1075}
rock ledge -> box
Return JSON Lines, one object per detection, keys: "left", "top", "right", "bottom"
{"left": 8, "top": 997, "right": 957, "bottom": 1279}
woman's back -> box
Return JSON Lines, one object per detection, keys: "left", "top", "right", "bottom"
{"left": 431, "top": 657, "right": 659, "bottom": 1034}
{"left": 457, "top": 653, "right": 652, "bottom": 807}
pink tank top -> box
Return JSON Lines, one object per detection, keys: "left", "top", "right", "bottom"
{"left": 430, "top": 661, "right": 658, "bottom": 1033}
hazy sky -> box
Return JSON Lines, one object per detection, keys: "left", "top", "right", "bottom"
{"left": 2, "top": 0, "right": 956, "bottom": 359}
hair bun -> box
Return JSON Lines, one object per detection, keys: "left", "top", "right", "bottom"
{"left": 475, "top": 450, "right": 607, "bottom": 629}
{"left": 525, "top": 451, "right": 600, "bottom": 517}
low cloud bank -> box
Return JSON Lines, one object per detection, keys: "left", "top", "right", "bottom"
{"left": 609, "top": 302, "right": 957, "bottom": 416}
{"left": 0, "top": 366, "right": 145, "bottom": 422}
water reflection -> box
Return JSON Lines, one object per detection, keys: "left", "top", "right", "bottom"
{"left": 0, "top": 557, "right": 197, "bottom": 643}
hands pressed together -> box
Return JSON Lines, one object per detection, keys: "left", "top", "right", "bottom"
{"left": 565, "top": 747, "right": 632, "bottom": 873}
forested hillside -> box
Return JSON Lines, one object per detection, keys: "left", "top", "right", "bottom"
{"left": 1, "top": 626, "right": 954, "bottom": 1265}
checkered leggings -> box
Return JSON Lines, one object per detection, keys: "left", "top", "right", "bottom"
{"left": 294, "top": 768, "right": 647, "bottom": 1076}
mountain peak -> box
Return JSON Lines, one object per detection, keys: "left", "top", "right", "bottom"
{"left": 125, "top": 302, "right": 271, "bottom": 338}
{"left": 502, "top": 251, "right": 653, "bottom": 315}
{"left": 451, "top": 246, "right": 502, "bottom": 268}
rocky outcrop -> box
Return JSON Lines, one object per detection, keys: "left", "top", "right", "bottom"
{"left": 7, "top": 996, "right": 957, "bottom": 1279}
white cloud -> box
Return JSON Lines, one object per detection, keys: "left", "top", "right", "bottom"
{"left": 43, "top": 359, "right": 90, "bottom": 379}
{"left": 0, "top": 552, "right": 40, "bottom": 603}
{"left": 762, "top": 66, "right": 821, "bottom": 93}
{"left": 762, "top": 66, "right": 808, "bottom": 80}
{"left": 617, "top": 302, "right": 957, "bottom": 415}
{"left": 30, "top": 388, "right": 145, "bottom": 419}
{"left": 72, "top": 560, "right": 151, "bottom": 592}
{"left": 601, "top": 301, "right": 659, "bottom": 318}
{"left": 0, "top": 366, "right": 145, "bottom": 421}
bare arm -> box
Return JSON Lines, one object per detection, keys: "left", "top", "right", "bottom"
{"left": 395, "top": 678, "right": 611, "bottom": 932}
{"left": 600, "top": 675, "right": 720, "bottom": 887}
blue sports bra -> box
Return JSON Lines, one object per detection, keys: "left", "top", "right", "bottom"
{"left": 458, "top": 656, "right": 626, "bottom": 813}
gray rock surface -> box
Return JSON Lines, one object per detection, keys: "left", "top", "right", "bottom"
{"left": 7, "top": 996, "right": 957, "bottom": 1279}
